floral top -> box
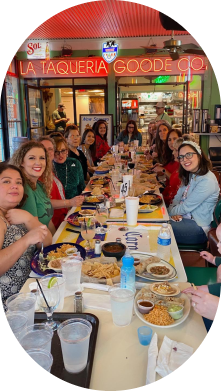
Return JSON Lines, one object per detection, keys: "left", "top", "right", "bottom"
{"left": 0, "top": 218, "right": 35, "bottom": 311}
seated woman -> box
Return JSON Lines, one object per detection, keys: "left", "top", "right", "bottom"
{"left": 39, "top": 136, "right": 84, "bottom": 229}
{"left": 0, "top": 163, "right": 52, "bottom": 310}
{"left": 151, "top": 121, "right": 171, "bottom": 164}
{"left": 168, "top": 141, "right": 220, "bottom": 245}
{"left": 162, "top": 134, "right": 194, "bottom": 206}
{"left": 153, "top": 128, "right": 182, "bottom": 183}
{"left": 53, "top": 136, "right": 85, "bottom": 199}
{"left": 64, "top": 124, "right": 88, "bottom": 181}
{"left": 79, "top": 128, "right": 97, "bottom": 175}
{"left": 10, "top": 140, "right": 55, "bottom": 234}
{"left": 116, "top": 120, "right": 142, "bottom": 146}
{"left": 94, "top": 120, "right": 110, "bottom": 161}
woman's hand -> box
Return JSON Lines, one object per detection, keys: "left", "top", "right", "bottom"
{"left": 24, "top": 225, "right": 48, "bottom": 247}
{"left": 170, "top": 215, "right": 182, "bottom": 222}
{"left": 152, "top": 152, "right": 158, "bottom": 158}
{"left": 183, "top": 287, "right": 219, "bottom": 320}
{"left": 200, "top": 251, "right": 215, "bottom": 265}
{"left": 69, "top": 195, "right": 85, "bottom": 207}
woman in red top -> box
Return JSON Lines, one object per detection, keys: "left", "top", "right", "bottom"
{"left": 153, "top": 128, "right": 182, "bottom": 184}
{"left": 94, "top": 120, "right": 110, "bottom": 161}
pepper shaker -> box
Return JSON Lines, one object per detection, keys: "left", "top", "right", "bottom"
{"left": 74, "top": 291, "right": 83, "bottom": 313}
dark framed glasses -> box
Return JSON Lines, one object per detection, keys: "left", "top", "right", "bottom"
{"left": 178, "top": 152, "right": 197, "bottom": 162}
{"left": 54, "top": 149, "right": 67, "bottom": 156}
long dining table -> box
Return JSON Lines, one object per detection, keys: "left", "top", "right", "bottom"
{"left": 23, "top": 154, "right": 209, "bottom": 388}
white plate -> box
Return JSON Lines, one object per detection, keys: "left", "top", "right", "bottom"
{"left": 150, "top": 283, "right": 180, "bottom": 297}
{"left": 47, "top": 260, "right": 62, "bottom": 272}
{"left": 132, "top": 252, "right": 177, "bottom": 282}
{"left": 146, "top": 262, "right": 174, "bottom": 278}
{"left": 134, "top": 291, "right": 190, "bottom": 329}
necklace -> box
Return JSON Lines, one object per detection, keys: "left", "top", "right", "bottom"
{"left": 53, "top": 162, "right": 68, "bottom": 189}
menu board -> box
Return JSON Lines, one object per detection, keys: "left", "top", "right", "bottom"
{"left": 79, "top": 114, "right": 113, "bottom": 146}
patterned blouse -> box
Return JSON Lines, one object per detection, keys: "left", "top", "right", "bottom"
{"left": 0, "top": 218, "right": 36, "bottom": 311}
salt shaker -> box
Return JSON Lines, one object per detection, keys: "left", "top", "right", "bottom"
{"left": 94, "top": 239, "right": 101, "bottom": 255}
{"left": 74, "top": 291, "right": 83, "bottom": 313}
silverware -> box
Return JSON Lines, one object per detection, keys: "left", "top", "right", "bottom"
{"left": 66, "top": 228, "right": 81, "bottom": 234}
{"left": 39, "top": 243, "right": 45, "bottom": 262}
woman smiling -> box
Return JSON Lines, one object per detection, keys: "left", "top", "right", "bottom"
{"left": 169, "top": 141, "right": 220, "bottom": 245}
{"left": 10, "top": 141, "right": 54, "bottom": 232}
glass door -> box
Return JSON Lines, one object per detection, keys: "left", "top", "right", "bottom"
{"left": 25, "top": 85, "right": 44, "bottom": 139}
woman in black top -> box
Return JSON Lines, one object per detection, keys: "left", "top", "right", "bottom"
{"left": 64, "top": 124, "right": 88, "bottom": 181}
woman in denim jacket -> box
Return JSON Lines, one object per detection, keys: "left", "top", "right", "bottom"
{"left": 168, "top": 141, "right": 219, "bottom": 245}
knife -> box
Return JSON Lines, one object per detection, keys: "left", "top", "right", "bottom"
{"left": 66, "top": 228, "right": 80, "bottom": 234}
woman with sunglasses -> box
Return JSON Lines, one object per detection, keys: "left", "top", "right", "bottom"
{"left": 53, "top": 137, "right": 85, "bottom": 199}
{"left": 116, "top": 120, "right": 142, "bottom": 146}
{"left": 168, "top": 141, "right": 219, "bottom": 245}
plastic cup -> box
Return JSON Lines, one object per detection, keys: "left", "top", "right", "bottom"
{"left": 6, "top": 293, "right": 36, "bottom": 326}
{"left": 26, "top": 348, "right": 53, "bottom": 372}
{"left": 112, "top": 145, "right": 119, "bottom": 153}
{"left": 57, "top": 318, "right": 92, "bottom": 373}
{"left": 137, "top": 326, "right": 153, "bottom": 346}
{"left": 125, "top": 197, "right": 139, "bottom": 226}
{"left": 6, "top": 311, "right": 28, "bottom": 341}
{"left": 61, "top": 257, "right": 82, "bottom": 294}
{"left": 109, "top": 286, "right": 135, "bottom": 327}
{"left": 134, "top": 140, "right": 139, "bottom": 148}
{"left": 41, "top": 273, "right": 66, "bottom": 311}
{"left": 19, "top": 324, "right": 53, "bottom": 352}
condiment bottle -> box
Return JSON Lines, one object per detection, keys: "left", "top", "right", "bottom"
{"left": 120, "top": 249, "right": 135, "bottom": 291}
{"left": 74, "top": 291, "right": 83, "bottom": 313}
{"left": 94, "top": 239, "right": 101, "bottom": 255}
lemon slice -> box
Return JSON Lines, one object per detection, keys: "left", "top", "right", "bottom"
{"left": 47, "top": 277, "right": 57, "bottom": 289}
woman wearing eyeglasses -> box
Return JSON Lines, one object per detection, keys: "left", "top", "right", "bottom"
{"left": 116, "top": 120, "right": 142, "bottom": 146}
{"left": 53, "top": 137, "right": 85, "bottom": 200}
{"left": 168, "top": 141, "right": 219, "bottom": 245}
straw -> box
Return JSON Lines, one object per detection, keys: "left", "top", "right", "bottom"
{"left": 36, "top": 279, "right": 51, "bottom": 311}
{"left": 110, "top": 177, "right": 116, "bottom": 191}
{"left": 84, "top": 218, "right": 88, "bottom": 233}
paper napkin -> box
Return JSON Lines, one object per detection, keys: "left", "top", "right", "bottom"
{"left": 156, "top": 335, "right": 193, "bottom": 377}
{"left": 109, "top": 208, "right": 124, "bottom": 218}
{"left": 146, "top": 332, "right": 158, "bottom": 384}
{"left": 83, "top": 293, "right": 111, "bottom": 311}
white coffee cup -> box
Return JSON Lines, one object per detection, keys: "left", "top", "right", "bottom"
{"left": 125, "top": 197, "right": 139, "bottom": 226}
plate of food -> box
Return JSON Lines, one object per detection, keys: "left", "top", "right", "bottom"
{"left": 138, "top": 204, "right": 158, "bottom": 213}
{"left": 81, "top": 259, "right": 121, "bottom": 284}
{"left": 139, "top": 194, "right": 162, "bottom": 205}
{"left": 134, "top": 286, "right": 190, "bottom": 328}
{"left": 66, "top": 211, "right": 81, "bottom": 227}
{"left": 78, "top": 209, "right": 96, "bottom": 217}
{"left": 30, "top": 243, "right": 86, "bottom": 276}
{"left": 94, "top": 168, "right": 110, "bottom": 175}
{"left": 84, "top": 195, "right": 104, "bottom": 204}
{"left": 133, "top": 253, "right": 177, "bottom": 281}
{"left": 90, "top": 177, "right": 110, "bottom": 187}
{"left": 149, "top": 282, "right": 180, "bottom": 296}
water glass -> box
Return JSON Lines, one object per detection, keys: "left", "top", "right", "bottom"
{"left": 61, "top": 257, "right": 82, "bottom": 293}
{"left": 6, "top": 311, "right": 28, "bottom": 341}
{"left": 57, "top": 318, "right": 92, "bottom": 373}
{"left": 109, "top": 286, "right": 135, "bottom": 327}
{"left": 37, "top": 276, "right": 60, "bottom": 331}
{"left": 19, "top": 323, "right": 53, "bottom": 352}
{"left": 6, "top": 293, "right": 36, "bottom": 326}
{"left": 42, "top": 273, "right": 66, "bottom": 311}
{"left": 137, "top": 326, "right": 153, "bottom": 346}
{"left": 26, "top": 348, "right": 53, "bottom": 372}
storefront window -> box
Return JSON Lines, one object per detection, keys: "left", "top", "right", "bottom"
{"left": 5, "top": 75, "right": 22, "bottom": 155}
{"left": 28, "top": 88, "right": 43, "bottom": 128}
{"left": 75, "top": 89, "right": 105, "bottom": 125}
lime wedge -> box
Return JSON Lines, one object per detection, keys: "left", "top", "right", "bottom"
{"left": 87, "top": 218, "right": 92, "bottom": 226}
{"left": 47, "top": 277, "right": 57, "bottom": 289}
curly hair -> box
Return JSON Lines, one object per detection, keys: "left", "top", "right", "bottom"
{"left": 10, "top": 140, "right": 52, "bottom": 197}
{"left": 0, "top": 163, "right": 27, "bottom": 208}
{"left": 155, "top": 121, "right": 172, "bottom": 164}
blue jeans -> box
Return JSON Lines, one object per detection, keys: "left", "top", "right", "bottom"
{"left": 170, "top": 218, "right": 208, "bottom": 245}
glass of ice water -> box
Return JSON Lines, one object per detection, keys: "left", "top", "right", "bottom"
{"left": 109, "top": 285, "right": 135, "bottom": 327}
{"left": 61, "top": 257, "right": 82, "bottom": 294}
{"left": 37, "top": 276, "right": 60, "bottom": 331}
{"left": 57, "top": 318, "right": 92, "bottom": 373}
{"left": 6, "top": 293, "right": 36, "bottom": 326}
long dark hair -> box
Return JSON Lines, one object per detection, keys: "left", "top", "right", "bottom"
{"left": 164, "top": 128, "right": 182, "bottom": 164}
{"left": 94, "top": 120, "right": 108, "bottom": 141}
{"left": 178, "top": 143, "right": 212, "bottom": 186}
{"left": 81, "top": 128, "right": 96, "bottom": 159}
{"left": 0, "top": 163, "right": 27, "bottom": 207}
{"left": 155, "top": 121, "right": 172, "bottom": 164}
{"left": 123, "top": 120, "right": 138, "bottom": 137}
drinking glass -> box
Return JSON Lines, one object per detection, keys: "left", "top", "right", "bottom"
{"left": 95, "top": 206, "right": 109, "bottom": 234}
{"left": 80, "top": 219, "right": 96, "bottom": 254}
{"left": 6, "top": 293, "right": 36, "bottom": 326}
{"left": 36, "top": 275, "right": 60, "bottom": 331}
{"left": 118, "top": 189, "right": 128, "bottom": 232}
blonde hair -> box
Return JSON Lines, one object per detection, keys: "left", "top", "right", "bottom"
{"left": 173, "top": 134, "right": 196, "bottom": 150}
{"left": 10, "top": 140, "right": 52, "bottom": 197}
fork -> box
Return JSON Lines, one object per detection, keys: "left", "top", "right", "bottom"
{"left": 39, "top": 242, "right": 45, "bottom": 262}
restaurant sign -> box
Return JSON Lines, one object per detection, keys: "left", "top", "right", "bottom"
{"left": 19, "top": 56, "right": 206, "bottom": 78}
